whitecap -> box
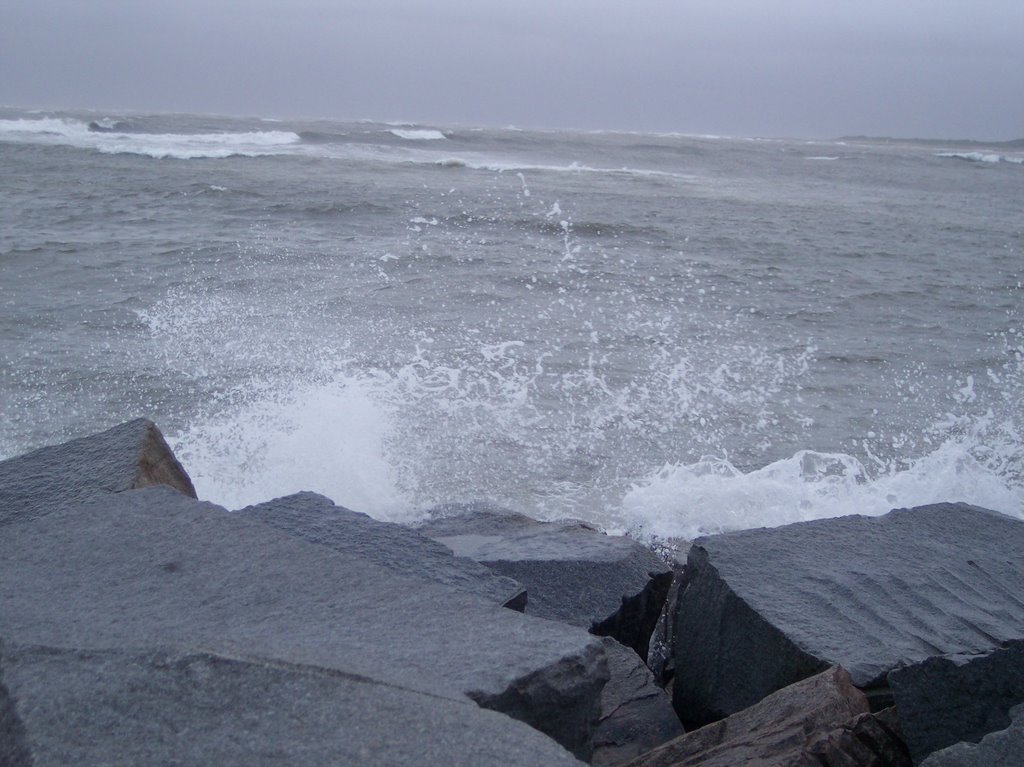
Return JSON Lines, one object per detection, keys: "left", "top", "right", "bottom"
{"left": 434, "top": 158, "right": 467, "bottom": 167}
{"left": 390, "top": 129, "right": 447, "bottom": 140}
{"left": 937, "top": 151, "right": 1003, "bottom": 164}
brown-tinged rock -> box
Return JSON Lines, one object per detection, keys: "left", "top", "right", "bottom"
{"left": 625, "top": 666, "right": 869, "bottom": 767}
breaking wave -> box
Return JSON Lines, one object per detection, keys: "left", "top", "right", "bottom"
{"left": 431, "top": 156, "right": 699, "bottom": 182}
{"left": 620, "top": 440, "right": 1022, "bottom": 542}
{"left": 0, "top": 117, "right": 301, "bottom": 159}
{"left": 936, "top": 151, "right": 1024, "bottom": 165}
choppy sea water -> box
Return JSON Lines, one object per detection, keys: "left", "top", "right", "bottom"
{"left": 1, "top": 108, "right": 1022, "bottom": 539}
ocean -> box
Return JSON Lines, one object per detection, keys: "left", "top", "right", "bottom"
{"left": 1, "top": 108, "right": 1021, "bottom": 540}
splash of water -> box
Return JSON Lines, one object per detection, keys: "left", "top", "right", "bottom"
{"left": 137, "top": 186, "right": 1023, "bottom": 534}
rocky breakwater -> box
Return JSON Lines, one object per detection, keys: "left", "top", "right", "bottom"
{"left": 0, "top": 419, "right": 681, "bottom": 766}
{"left": 3, "top": 419, "right": 1023, "bottom": 766}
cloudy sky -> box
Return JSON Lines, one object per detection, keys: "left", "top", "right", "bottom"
{"left": 2, "top": 0, "right": 1022, "bottom": 140}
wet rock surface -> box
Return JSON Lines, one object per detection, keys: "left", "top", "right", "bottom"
{"left": 645, "top": 546, "right": 689, "bottom": 687}
{"left": 672, "top": 503, "right": 1024, "bottom": 727}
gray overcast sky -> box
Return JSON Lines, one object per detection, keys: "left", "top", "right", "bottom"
{"left": 2, "top": 0, "right": 1022, "bottom": 140}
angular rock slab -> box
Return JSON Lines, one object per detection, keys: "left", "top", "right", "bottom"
{"left": 0, "top": 487, "right": 609, "bottom": 759}
{"left": 418, "top": 502, "right": 672, "bottom": 657}
{"left": 0, "top": 639, "right": 585, "bottom": 767}
{"left": 889, "top": 639, "right": 1024, "bottom": 764}
{"left": 673, "top": 503, "right": 1024, "bottom": 727}
{"left": 238, "top": 492, "right": 526, "bottom": 609}
{"left": 0, "top": 418, "right": 196, "bottom": 526}
{"left": 920, "top": 703, "right": 1024, "bottom": 767}
{"left": 593, "top": 639, "right": 684, "bottom": 767}
{"left": 624, "top": 666, "right": 870, "bottom": 767}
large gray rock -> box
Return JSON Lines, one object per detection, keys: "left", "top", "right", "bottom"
{"left": 418, "top": 503, "right": 672, "bottom": 657}
{"left": 237, "top": 492, "right": 526, "bottom": 609}
{"left": 673, "top": 504, "right": 1024, "bottom": 727}
{"left": 0, "top": 487, "right": 610, "bottom": 759}
{"left": 593, "top": 639, "right": 685, "bottom": 767}
{"left": 919, "top": 703, "right": 1024, "bottom": 767}
{"left": 624, "top": 666, "right": 870, "bottom": 767}
{"left": 0, "top": 418, "right": 196, "bottom": 526}
{"left": 0, "top": 639, "right": 585, "bottom": 766}
{"left": 889, "top": 639, "right": 1024, "bottom": 764}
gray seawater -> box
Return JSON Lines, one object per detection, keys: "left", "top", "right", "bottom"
{"left": 1, "top": 108, "right": 1022, "bottom": 538}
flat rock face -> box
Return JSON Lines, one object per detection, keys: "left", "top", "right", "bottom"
{"left": 673, "top": 504, "right": 1024, "bottom": 726}
{"left": 238, "top": 492, "right": 526, "bottom": 609}
{"left": 0, "top": 487, "right": 609, "bottom": 759}
{"left": 0, "top": 418, "right": 196, "bottom": 526}
{"left": 417, "top": 503, "right": 672, "bottom": 655}
{"left": 0, "top": 640, "right": 585, "bottom": 767}
{"left": 889, "top": 640, "right": 1024, "bottom": 764}
{"left": 919, "top": 703, "right": 1024, "bottom": 767}
{"left": 625, "top": 666, "right": 869, "bottom": 767}
{"left": 592, "top": 639, "right": 684, "bottom": 767}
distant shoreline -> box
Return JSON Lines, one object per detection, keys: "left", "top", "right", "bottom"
{"left": 837, "top": 134, "right": 1024, "bottom": 148}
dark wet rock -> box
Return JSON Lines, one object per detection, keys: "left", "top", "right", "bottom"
{"left": 592, "top": 639, "right": 685, "bottom": 767}
{"left": 889, "top": 639, "right": 1024, "bottom": 764}
{"left": 625, "top": 666, "right": 870, "bottom": 767}
{"left": 238, "top": 492, "right": 526, "bottom": 609}
{"left": 919, "top": 703, "right": 1024, "bottom": 767}
{"left": 0, "top": 639, "right": 585, "bottom": 767}
{"left": 645, "top": 544, "right": 690, "bottom": 687}
{"left": 0, "top": 418, "right": 196, "bottom": 526}
{"left": 0, "top": 487, "right": 609, "bottom": 759}
{"left": 418, "top": 502, "right": 672, "bottom": 656}
{"left": 672, "top": 503, "right": 1024, "bottom": 727}
{"left": 805, "top": 706, "right": 913, "bottom": 767}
